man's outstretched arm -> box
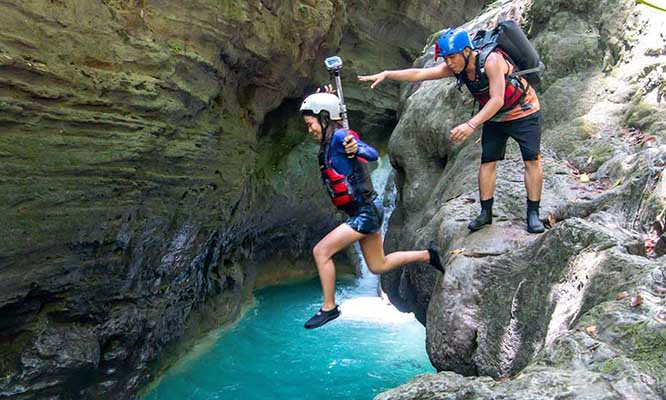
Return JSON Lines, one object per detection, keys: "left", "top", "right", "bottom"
{"left": 358, "top": 63, "right": 453, "bottom": 89}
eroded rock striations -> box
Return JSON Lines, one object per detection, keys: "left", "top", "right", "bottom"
{"left": 379, "top": 0, "right": 666, "bottom": 398}
{"left": 0, "top": 1, "right": 484, "bottom": 399}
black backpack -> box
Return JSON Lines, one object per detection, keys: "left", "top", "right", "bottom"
{"left": 471, "top": 20, "right": 545, "bottom": 88}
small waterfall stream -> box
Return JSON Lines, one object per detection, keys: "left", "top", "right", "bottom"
{"left": 339, "top": 155, "right": 417, "bottom": 324}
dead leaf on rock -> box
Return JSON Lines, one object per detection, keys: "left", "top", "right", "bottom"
{"left": 599, "top": 177, "right": 612, "bottom": 187}
{"left": 585, "top": 325, "right": 599, "bottom": 336}
{"left": 579, "top": 173, "right": 590, "bottom": 183}
{"left": 630, "top": 295, "right": 643, "bottom": 308}
{"left": 449, "top": 248, "right": 465, "bottom": 255}
{"left": 463, "top": 198, "right": 476, "bottom": 204}
{"left": 564, "top": 160, "right": 580, "bottom": 175}
{"left": 616, "top": 291, "right": 630, "bottom": 300}
{"left": 645, "top": 237, "right": 656, "bottom": 256}
{"left": 655, "top": 287, "right": 666, "bottom": 295}
{"left": 547, "top": 213, "right": 557, "bottom": 228}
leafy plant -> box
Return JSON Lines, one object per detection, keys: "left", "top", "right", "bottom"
{"left": 637, "top": 0, "right": 666, "bottom": 12}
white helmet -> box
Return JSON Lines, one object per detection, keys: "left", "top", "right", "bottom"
{"left": 300, "top": 93, "right": 342, "bottom": 120}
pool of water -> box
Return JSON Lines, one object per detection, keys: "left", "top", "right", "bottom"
{"left": 143, "top": 276, "right": 434, "bottom": 400}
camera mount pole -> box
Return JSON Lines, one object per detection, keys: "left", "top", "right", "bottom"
{"left": 325, "top": 56, "right": 349, "bottom": 130}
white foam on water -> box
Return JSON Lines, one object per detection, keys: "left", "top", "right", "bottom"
{"left": 339, "top": 296, "right": 417, "bottom": 324}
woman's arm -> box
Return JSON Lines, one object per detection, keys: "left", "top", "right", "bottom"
{"left": 335, "top": 131, "right": 378, "bottom": 161}
{"left": 353, "top": 138, "right": 378, "bottom": 161}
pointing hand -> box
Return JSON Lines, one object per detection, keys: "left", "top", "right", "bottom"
{"left": 358, "top": 72, "right": 387, "bottom": 89}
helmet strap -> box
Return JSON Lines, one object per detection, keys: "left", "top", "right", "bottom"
{"left": 462, "top": 48, "right": 471, "bottom": 75}
{"left": 452, "top": 49, "right": 471, "bottom": 92}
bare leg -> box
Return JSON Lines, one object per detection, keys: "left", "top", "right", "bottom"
{"left": 524, "top": 159, "right": 543, "bottom": 201}
{"left": 312, "top": 223, "right": 365, "bottom": 311}
{"left": 359, "top": 232, "right": 429, "bottom": 274}
{"left": 479, "top": 161, "right": 497, "bottom": 200}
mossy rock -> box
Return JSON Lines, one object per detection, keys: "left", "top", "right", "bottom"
{"left": 625, "top": 100, "right": 666, "bottom": 136}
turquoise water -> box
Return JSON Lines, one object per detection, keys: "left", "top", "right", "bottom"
{"left": 143, "top": 276, "right": 434, "bottom": 400}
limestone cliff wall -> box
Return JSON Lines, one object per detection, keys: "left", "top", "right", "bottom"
{"left": 0, "top": 1, "right": 485, "bottom": 399}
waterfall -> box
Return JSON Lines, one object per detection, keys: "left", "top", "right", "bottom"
{"left": 350, "top": 155, "right": 397, "bottom": 295}
{"left": 339, "top": 155, "right": 416, "bottom": 324}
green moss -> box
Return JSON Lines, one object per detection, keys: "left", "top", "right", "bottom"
{"left": 168, "top": 41, "right": 184, "bottom": 54}
{"left": 598, "top": 356, "right": 625, "bottom": 375}
{"left": 588, "top": 143, "right": 615, "bottom": 161}
{"left": 253, "top": 101, "right": 309, "bottom": 182}
{"left": 619, "top": 321, "right": 666, "bottom": 380}
{"left": 625, "top": 101, "right": 666, "bottom": 134}
{"left": 206, "top": 1, "right": 250, "bottom": 22}
{"left": 573, "top": 141, "right": 616, "bottom": 172}
{"left": 539, "top": 340, "right": 578, "bottom": 367}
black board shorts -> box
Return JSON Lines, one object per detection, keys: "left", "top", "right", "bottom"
{"left": 481, "top": 111, "right": 543, "bottom": 163}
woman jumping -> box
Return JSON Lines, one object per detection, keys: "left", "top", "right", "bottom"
{"left": 299, "top": 91, "right": 444, "bottom": 329}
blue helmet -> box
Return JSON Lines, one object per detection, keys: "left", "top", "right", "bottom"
{"left": 435, "top": 29, "right": 473, "bottom": 60}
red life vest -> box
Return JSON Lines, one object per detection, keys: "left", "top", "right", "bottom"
{"left": 321, "top": 166, "right": 355, "bottom": 207}
{"left": 318, "top": 130, "right": 375, "bottom": 210}
{"left": 461, "top": 48, "right": 528, "bottom": 113}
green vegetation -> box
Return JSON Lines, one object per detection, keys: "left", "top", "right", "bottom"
{"left": 598, "top": 356, "right": 625, "bottom": 374}
{"left": 168, "top": 41, "right": 184, "bottom": 54}
{"left": 637, "top": 0, "right": 666, "bottom": 12}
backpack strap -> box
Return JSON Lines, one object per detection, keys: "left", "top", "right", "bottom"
{"left": 456, "top": 73, "right": 465, "bottom": 92}
{"left": 476, "top": 43, "right": 498, "bottom": 78}
{"left": 509, "top": 61, "right": 546, "bottom": 77}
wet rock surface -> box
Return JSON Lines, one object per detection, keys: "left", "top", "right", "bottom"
{"left": 378, "top": 0, "right": 666, "bottom": 398}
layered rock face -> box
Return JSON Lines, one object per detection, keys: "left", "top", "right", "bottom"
{"left": 0, "top": 1, "right": 485, "bottom": 399}
{"left": 379, "top": 0, "right": 666, "bottom": 398}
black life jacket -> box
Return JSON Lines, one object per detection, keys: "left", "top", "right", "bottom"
{"left": 318, "top": 129, "right": 376, "bottom": 212}
{"left": 459, "top": 47, "right": 529, "bottom": 113}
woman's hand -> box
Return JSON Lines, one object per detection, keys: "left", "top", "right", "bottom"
{"left": 316, "top": 84, "right": 336, "bottom": 94}
{"left": 357, "top": 71, "right": 387, "bottom": 89}
{"left": 343, "top": 135, "right": 358, "bottom": 156}
{"left": 450, "top": 122, "right": 475, "bottom": 144}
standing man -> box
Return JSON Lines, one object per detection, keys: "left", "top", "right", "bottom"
{"left": 358, "top": 28, "right": 545, "bottom": 233}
